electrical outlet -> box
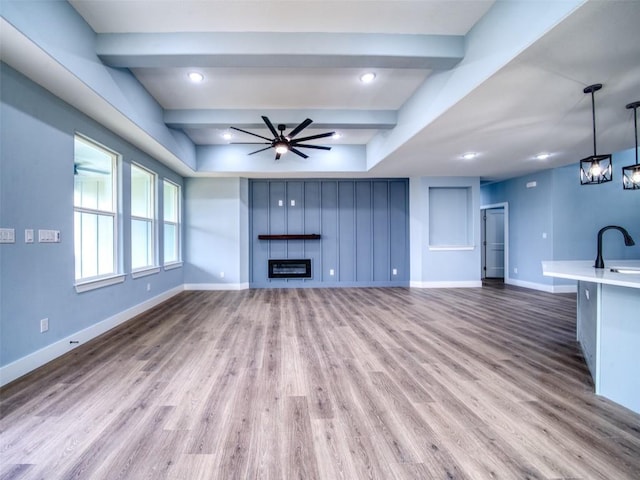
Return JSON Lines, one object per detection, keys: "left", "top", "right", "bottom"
{"left": 392, "top": 268, "right": 398, "bottom": 275}
{"left": 329, "top": 269, "right": 335, "bottom": 276}
{"left": 219, "top": 271, "right": 225, "bottom": 278}
{"left": 40, "top": 318, "right": 49, "bottom": 333}
{"left": 514, "top": 267, "right": 518, "bottom": 274}
{"left": 290, "top": 200, "right": 295, "bottom": 206}
{"left": 146, "top": 283, "right": 151, "bottom": 292}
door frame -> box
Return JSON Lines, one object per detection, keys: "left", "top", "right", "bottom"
{"left": 480, "top": 202, "right": 509, "bottom": 282}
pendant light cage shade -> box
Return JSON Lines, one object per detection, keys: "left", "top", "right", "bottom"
{"left": 580, "top": 154, "right": 613, "bottom": 184}
{"left": 580, "top": 83, "right": 612, "bottom": 185}
{"left": 622, "top": 164, "right": 640, "bottom": 189}
{"left": 622, "top": 101, "right": 640, "bottom": 190}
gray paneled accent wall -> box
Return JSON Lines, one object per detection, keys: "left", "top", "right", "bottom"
{"left": 249, "top": 179, "right": 409, "bottom": 287}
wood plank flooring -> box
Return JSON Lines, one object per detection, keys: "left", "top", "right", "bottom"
{"left": 2, "top": 284, "right": 640, "bottom": 479}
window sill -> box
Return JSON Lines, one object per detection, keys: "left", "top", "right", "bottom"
{"left": 164, "top": 262, "right": 183, "bottom": 271}
{"left": 428, "top": 245, "right": 476, "bottom": 251}
{"left": 131, "top": 267, "right": 161, "bottom": 279}
{"left": 75, "top": 274, "right": 126, "bottom": 293}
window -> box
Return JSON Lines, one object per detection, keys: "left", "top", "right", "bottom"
{"left": 163, "top": 180, "right": 181, "bottom": 265}
{"left": 74, "top": 136, "right": 118, "bottom": 282}
{"left": 131, "top": 164, "right": 156, "bottom": 271}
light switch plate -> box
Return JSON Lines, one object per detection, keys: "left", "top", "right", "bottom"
{"left": 39, "top": 229, "right": 61, "bottom": 243}
{"left": 0, "top": 228, "right": 15, "bottom": 243}
{"left": 25, "top": 229, "right": 34, "bottom": 243}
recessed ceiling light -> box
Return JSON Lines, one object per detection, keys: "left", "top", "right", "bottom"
{"left": 359, "top": 72, "right": 376, "bottom": 84}
{"left": 332, "top": 132, "right": 342, "bottom": 139}
{"left": 222, "top": 132, "right": 232, "bottom": 140}
{"left": 535, "top": 153, "right": 550, "bottom": 160}
{"left": 188, "top": 72, "right": 204, "bottom": 83}
{"left": 461, "top": 152, "right": 477, "bottom": 160}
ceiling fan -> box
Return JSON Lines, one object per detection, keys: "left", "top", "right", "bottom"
{"left": 230, "top": 116, "right": 335, "bottom": 160}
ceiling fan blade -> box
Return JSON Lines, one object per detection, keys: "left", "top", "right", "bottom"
{"left": 230, "top": 142, "right": 271, "bottom": 145}
{"left": 287, "top": 118, "right": 313, "bottom": 139}
{"left": 262, "top": 116, "right": 280, "bottom": 139}
{"left": 289, "top": 147, "right": 309, "bottom": 159}
{"left": 230, "top": 126, "right": 273, "bottom": 142}
{"left": 248, "top": 146, "right": 273, "bottom": 155}
{"left": 291, "top": 131, "right": 336, "bottom": 143}
{"left": 293, "top": 144, "right": 331, "bottom": 151}
{"left": 275, "top": 152, "right": 282, "bottom": 161}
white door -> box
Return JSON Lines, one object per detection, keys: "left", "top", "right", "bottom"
{"left": 484, "top": 208, "right": 504, "bottom": 278}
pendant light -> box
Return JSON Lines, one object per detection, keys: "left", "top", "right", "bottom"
{"left": 622, "top": 101, "right": 640, "bottom": 190}
{"left": 580, "top": 84, "right": 612, "bottom": 185}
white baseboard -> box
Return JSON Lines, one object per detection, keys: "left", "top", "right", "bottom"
{"left": 0, "top": 285, "right": 184, "bottom": 387}
{"left": 183, "top": 282, "right": 249, "bottom": 291}
{"left": 506, "top": 278, "right": 576, "bottom": 294}
{"left": 410, "top": 280, "right": 482, "bottom": 289}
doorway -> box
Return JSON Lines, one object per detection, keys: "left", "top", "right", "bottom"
{"left": 481, "top": 204, "right": 508, "bottom": 280}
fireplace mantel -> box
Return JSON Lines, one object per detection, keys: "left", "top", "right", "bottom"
{"left": 258, "top": 234, "right": 321, "bottom": 240}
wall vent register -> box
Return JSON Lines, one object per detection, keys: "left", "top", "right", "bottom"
{"left": 268, "top": 259, "right": 312, "bottom": 279}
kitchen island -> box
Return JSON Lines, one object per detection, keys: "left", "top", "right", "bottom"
{"left": 542, "top": 260, "right": 640, "bottom": 414}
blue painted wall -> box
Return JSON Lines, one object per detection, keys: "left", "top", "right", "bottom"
{"left": 249, "top": 179, "right": 409, "bottom": 287}
{"left": 0, "top": 63, "right": 184, "bottom": 368}
{"left": 184, "top": 177, "right": 249, "bottom": 287}
{"left": 482, "top": 149, "right": 640, "bottom": 288}
{"left": 410, "top": 177, "right": 482, "bottom": 286}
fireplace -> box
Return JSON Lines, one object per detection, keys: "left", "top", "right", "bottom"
{"left": 268, "top": 259, "right": 312, "bottom": 279}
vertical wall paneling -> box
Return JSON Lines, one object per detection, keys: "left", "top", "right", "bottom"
{"left": 250, "top": 179, "right": 409, "bottom": 287}
{"left": 268, "top": 182, "right": 287, "bottom": 268}
{"left": 338, "top": 181, "right": 356, "bottom": 282}
{"left": 304, "top": 182, "right": 322, "bottom": 282}
{"left": 286, "top": 181, "right": 305, "bottom": 263}
{"left": 355, "top": 181, "right": 373, "bottom": 282}
{"left": 250, "top": 181, "right": 270, "bottom": 282}
{"left": 373, "top": 181, "right": 390, "bottom": 281}
{"left": 321, "top": 181, "right": 338, "bottom": 283}
{"left": 390, "top": 180, "right": 409, "bottom": 281}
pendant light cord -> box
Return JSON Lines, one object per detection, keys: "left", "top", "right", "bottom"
{"left": 591, "top": 90, "right": 597, "bottom": 156}
{"left": 634, "top": 105, "right": 638, "bottom": 166}
{"left": 626, "top": 101, "right": 640, "bottom": 166}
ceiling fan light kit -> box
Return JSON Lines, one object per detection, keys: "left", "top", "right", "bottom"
{"left": 230, "top": 116, "right": 335, "bottom": 161}
{"left": 579, "top": 84, "right": 612, "bottom": 185}
{"left": 622, "top": 101, "right": 640, "bottom": 190}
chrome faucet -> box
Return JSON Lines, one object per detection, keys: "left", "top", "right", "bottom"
{"left": 594, "top": 225, "right": 635, "bottom": 268}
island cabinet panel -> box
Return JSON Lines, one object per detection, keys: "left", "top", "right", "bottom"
{"left": 577, "top": 281, "right": 599, "bottom": 379}
{"left": 598, "top": 283, "right": 640, "bottom": 414}
{"left": 249, "top": 179, "right": 409, "bottom": 287}
{"left": 543, "top": 260, "right": 640, "bottom": 415}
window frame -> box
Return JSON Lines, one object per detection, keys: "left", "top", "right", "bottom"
{"left": 73, "top": 134, "right": 124, "bottom": 291}
{"left": 130, "top": 163, "right": 158, "bottom": 275}
{"left": 163, "top": 179, "right": 182, "bottom": 267}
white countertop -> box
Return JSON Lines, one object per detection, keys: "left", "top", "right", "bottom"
{"left": 542, "top": 260, "right": 640, "bottom": 289}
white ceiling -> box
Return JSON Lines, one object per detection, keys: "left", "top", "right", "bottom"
{"left": 10, "top": 0, "right": 640, "bottom": 181}
{"left": 69, "top": 0, "right": 495, "bottom": 35}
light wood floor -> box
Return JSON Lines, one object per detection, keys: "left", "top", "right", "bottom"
{"left": 1, "top": 284, "right": 640, "bottom": 479}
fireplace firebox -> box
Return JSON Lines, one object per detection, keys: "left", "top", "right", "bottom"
{"left": 268, "top": 259, "right": 312, "bottom": 279}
